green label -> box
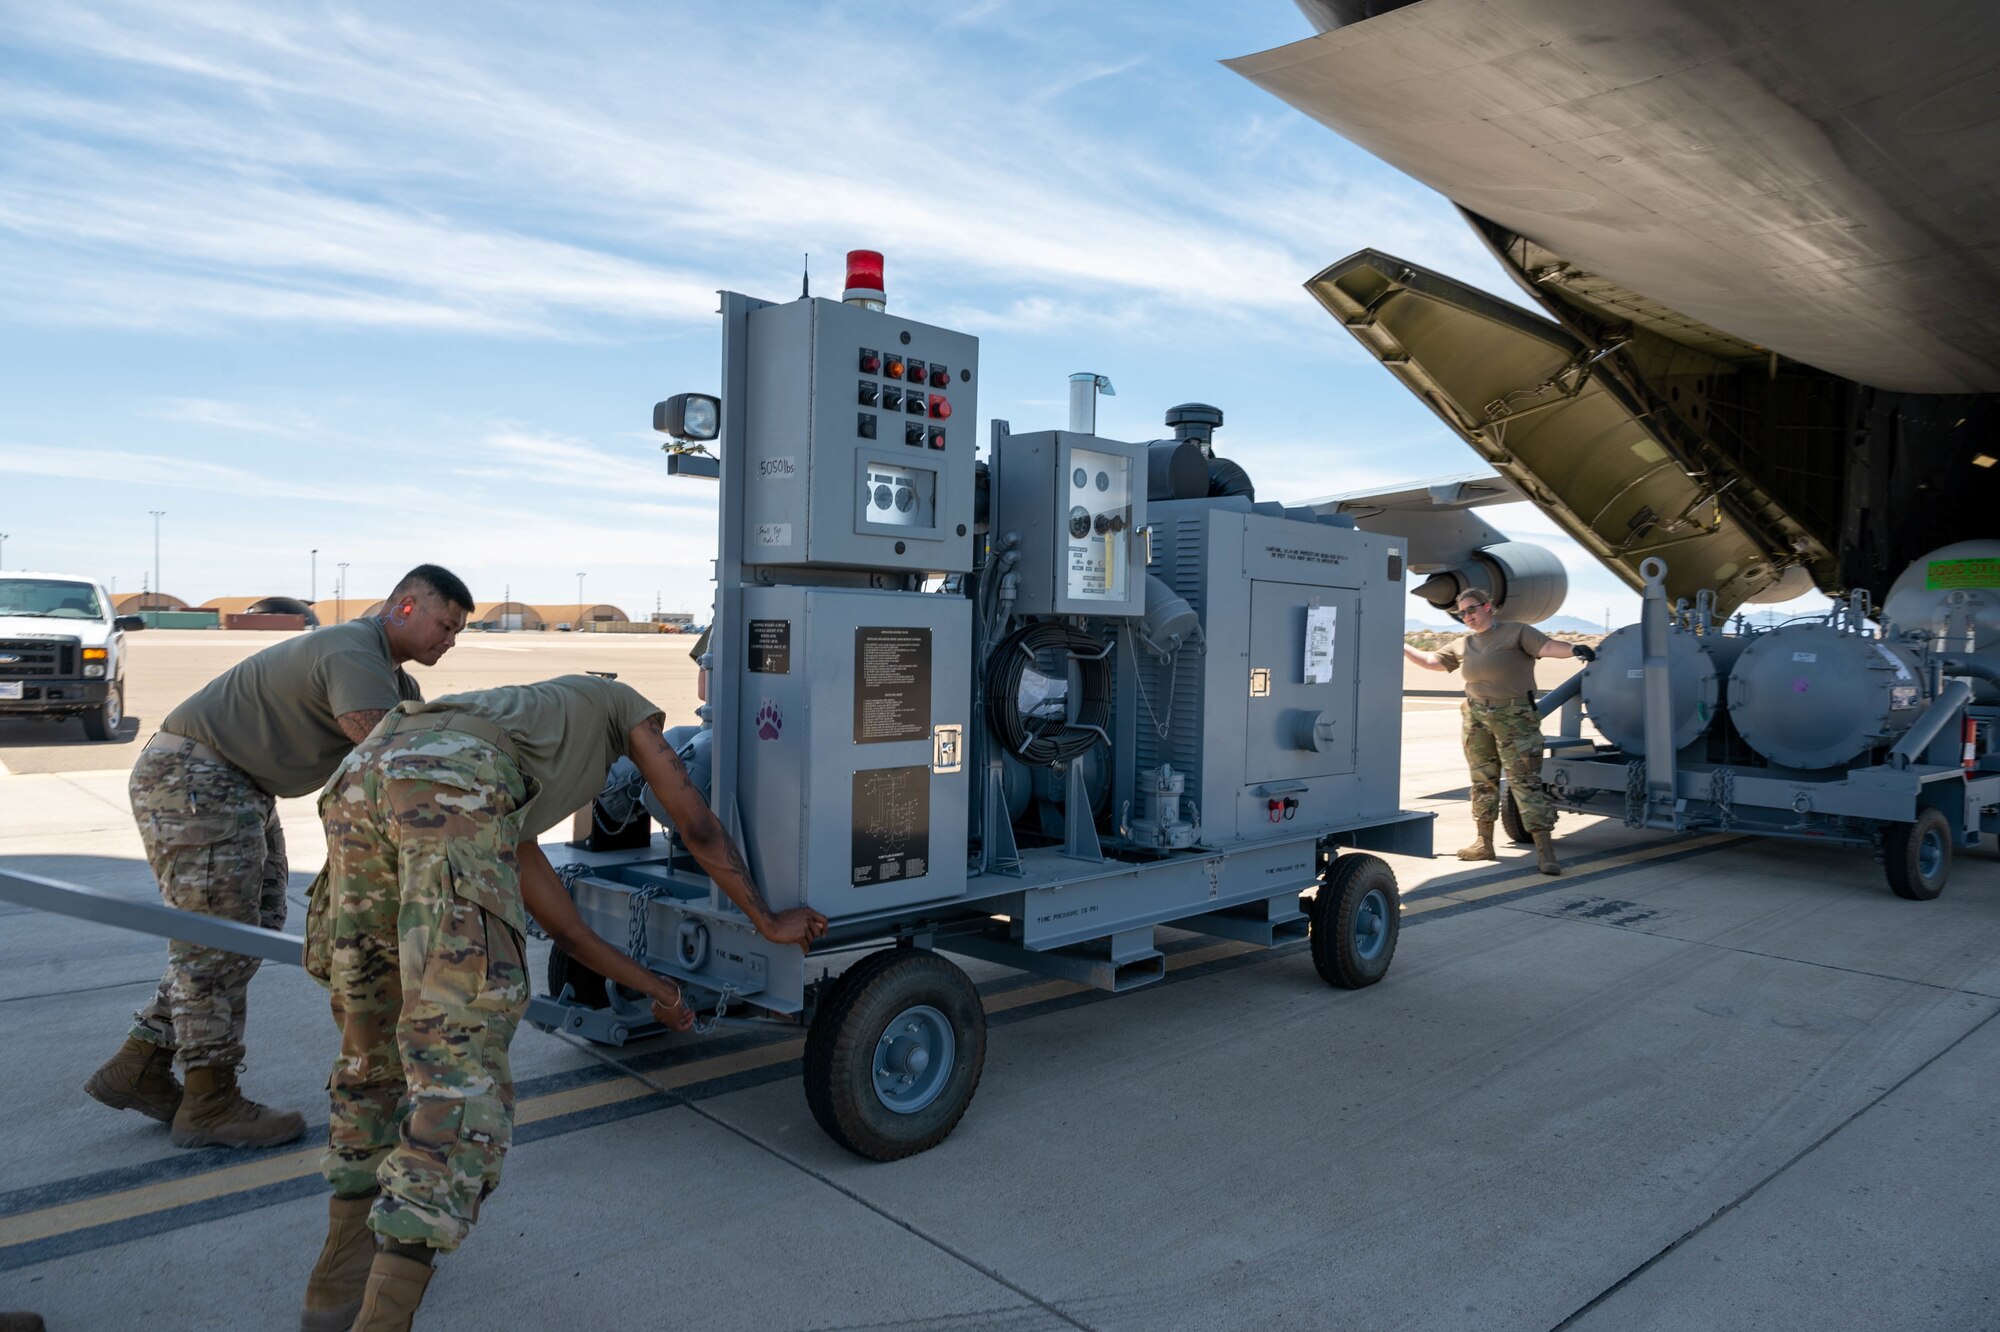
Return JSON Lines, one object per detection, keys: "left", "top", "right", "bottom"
{"left": 1927, "top": 558, "right": 2000, "bottom": 590}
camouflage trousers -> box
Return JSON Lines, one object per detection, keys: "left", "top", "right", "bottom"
{"left": 308, "top": 723, "right": 531, "bottom": 1253}
{"left": 128, "top": 745, "right": 287, "bottom": 1070}
{"left": 1461, "top": 699, "right": 1556, "bottom": 833}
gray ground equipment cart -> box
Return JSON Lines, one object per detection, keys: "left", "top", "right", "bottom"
{"left": 1529, "top": 549, "right": 2000, "bottom": 900}
{"left": 531, "top": 258, "right": 1434, "bottom": 1158}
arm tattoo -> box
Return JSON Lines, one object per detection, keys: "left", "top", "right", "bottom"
{"left": 336, "top": 709, "right": 388, "bottom": 744}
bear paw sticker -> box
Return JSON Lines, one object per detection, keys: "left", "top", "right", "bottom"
{"left": 755, "top": 700, "right": 783, "bottom": 740}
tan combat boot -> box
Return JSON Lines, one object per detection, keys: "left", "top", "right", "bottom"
{"left": 1533, "top": 831, "right": 1561, "bottom": 875}
{"left": 1456, "top": 820, "right": 1497, "bottom": 861}
{"left": 170, "top": 1065, "right": 305, "bottom": 1149}
{"left": 351, "top": 1251, "right": 434, "bottom": 1332}
{"left": 300, "top": 1193, "right": 378, "bottom": 1331}
{"left": 84, "top": 1035, "right": 183, "bottom": 1123}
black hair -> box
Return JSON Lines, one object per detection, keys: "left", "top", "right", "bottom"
{"left": 388, "top": 564, "right": 474, "bottom": 612}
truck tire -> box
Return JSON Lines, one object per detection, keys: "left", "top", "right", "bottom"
{"left": 1884, "top": 807, "right": 1952, "bottom": 901}
{"left": 82, "top": 681, "right": 123, "bottom": 742}
{"left": 1310, "top": 853, "right": 1400, "bottom": 989}
{"left": 803, "top": 948, "right": 985, "bottom": 1161}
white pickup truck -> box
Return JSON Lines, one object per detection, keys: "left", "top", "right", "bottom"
{"left": 0, "top": 573, "right": 145, "bottom": 741}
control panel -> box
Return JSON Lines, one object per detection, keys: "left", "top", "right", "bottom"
{"left": 742, "top": 297, "right": 978, "bottom": 574}
{"left": 995, "top": 430, "right": 1148, "bottom": 617}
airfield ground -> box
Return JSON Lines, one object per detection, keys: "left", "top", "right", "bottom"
{"left": 2, "top": 632, "right": 1996, "bottom": 1329}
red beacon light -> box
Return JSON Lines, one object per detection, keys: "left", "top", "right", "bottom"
{"left": 844, "top": 249, "right": 886, "bottom": 312}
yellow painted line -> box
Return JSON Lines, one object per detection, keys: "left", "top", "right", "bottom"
{"left": 0, "top": 938, "right": 1257, "bottom": 1250}
{"left": 3, "top": 844, "right": 1741, "bottom": 1251}
{"left": 0, "top": 1146, "right": 323, "bottom": 1248}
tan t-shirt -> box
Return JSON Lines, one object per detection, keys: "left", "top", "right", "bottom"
{"left": 403, "top": 675, "right": 663, "bottom": 837}
{"left": 162, "top": 618, "right": 421, "bottom": 797}
{"left": 1436, "top": 621, "right": 1551, "bottom": 703}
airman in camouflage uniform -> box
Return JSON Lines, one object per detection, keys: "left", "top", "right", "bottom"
{"left": 85, "top": 565, "right": 474, "bottom": 1153}
{"left": 1403, "top": 588, "right": 1594, "bottom": 874}
{"left": 123, "top": 742, "right": 288, "bottom": 1081}
{"left": 300, "top": 678, "right": 827, "bottom": 1331}
{"left": 308, "top": 724, "right": 530, "bottom": 1255}
{"left": 1460, "top": 699, "right": 1556, "bottom": 832}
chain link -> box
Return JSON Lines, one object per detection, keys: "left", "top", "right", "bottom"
{"left": 548, "top": 862, "right": 745, "bottom": 1037}
{"left": 687, "top": 983, "right": 739, "bottom": 1036}
{"left": 1708, "top": 766, "right": 1735, "bottom": 831}
{"left": 1623, "top": 759, "right": 1648, "bottom": 829}
{"left": 626, "top": 882, "right": 677, "bottom": 961}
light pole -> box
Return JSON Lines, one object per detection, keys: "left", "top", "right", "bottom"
{"left": 337, "top": 562, "right": 350, "bottom": 626}
{"left": 576, "top": 572, "right": 585, "bottom": 631}
{"left": 0, "top": 532, "right": 9, "bottom": 569}
{"left": 148, "top": 511, "right": 165, "bottom": 611}
{"left": 311, "top": 549, "right": 318, "bottom": 605}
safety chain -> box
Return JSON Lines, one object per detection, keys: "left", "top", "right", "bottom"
{"left": 626, "top": 881, "right": 677, "bottom": 962}
{"left": 687, "top": 982, "right": 739, "bottom": 1037}
{"left": 1623, "top": 759, "right": 1648, "bottom": 829}
{"left": 1708, "top": 766, "right": 1736, "bottom": 831}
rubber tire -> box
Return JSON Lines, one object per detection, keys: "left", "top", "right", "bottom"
{"left": 1500, "top": 785, "right": 1530, "bottom": 845}
{"left": 803, "top": 948, "right": 986, "bottom": 1161}
{"left": 546, "top": 944, "right": 610, "bottom": 1008}
{"left": 1311, "top": 853, "right": 1400, "bottom": 989}
{"left": 82, "top": 681, "right": 122, "bottom": 742}
{"left": 1884, "top": 807, "right": 1952, "bottom": 901}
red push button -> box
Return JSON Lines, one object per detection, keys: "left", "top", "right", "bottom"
{"left": 928, "top": 427, "right": 946, "bottom": 449}
{"left": 859, "top": 348, "right": 881, "bottom": 374}
{"left": 928, "top": 396, "right": 951, "bottom": 419}
{"left": 929, "top": 365, "right": 949, "bottom": 388}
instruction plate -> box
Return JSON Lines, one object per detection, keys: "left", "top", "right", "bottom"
{"left": 854, "top": 626, "right": 931, "bottom": 743}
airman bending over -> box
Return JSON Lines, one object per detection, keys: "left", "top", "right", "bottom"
{"left": 300, "top": 673, "right": 826, "bottom": 1331}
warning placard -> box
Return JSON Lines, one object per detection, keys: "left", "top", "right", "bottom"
{"left": 854, "top": 626, "right": 930, "bottom": 743}
{"left": 1927, "top": 558, "right": 2000, "bottom": 590}
{"left": 747, "top": 619, "right": 791, "bottom": 674}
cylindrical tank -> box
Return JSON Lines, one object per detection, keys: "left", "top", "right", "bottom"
{"left": 1726, "top": 624, "right": 1927, "bottom": 769}
{"left": 1581, "top": 624, "right": 1719, "bottom": 754}
{"left": 1883, "top": 540, "right": 2000, "bottom": 703}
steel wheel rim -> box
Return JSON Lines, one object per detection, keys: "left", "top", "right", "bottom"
{"left": 1354, "top": 887, "right": 1389, "bottom": 961}
{"left": 873, "top": 1004, "right": 954, "bottom": 1115}
{"left": 1918, "top": 827, "right": 1945, "bottom": 882}
{"left": 104, "top": 687, "right": 121, "bottom": 730}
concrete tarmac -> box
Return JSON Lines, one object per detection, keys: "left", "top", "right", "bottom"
{"left": 2, "top": 635, "right": 1996, "bottom": 1329}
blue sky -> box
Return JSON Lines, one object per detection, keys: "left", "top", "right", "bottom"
{"left": 1, "top": 1, "right": 1712, "bottom": 626}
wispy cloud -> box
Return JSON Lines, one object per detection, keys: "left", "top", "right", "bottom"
{"left": 0, "top": 1, "right": 1494, "bottom": 341}
{"left": 0, "top": 443, "right": 359, "bottom": 503}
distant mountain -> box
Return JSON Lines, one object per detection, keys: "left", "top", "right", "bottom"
{"left": 1405, "top": 618, "right": 1453, "bottom": 632}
